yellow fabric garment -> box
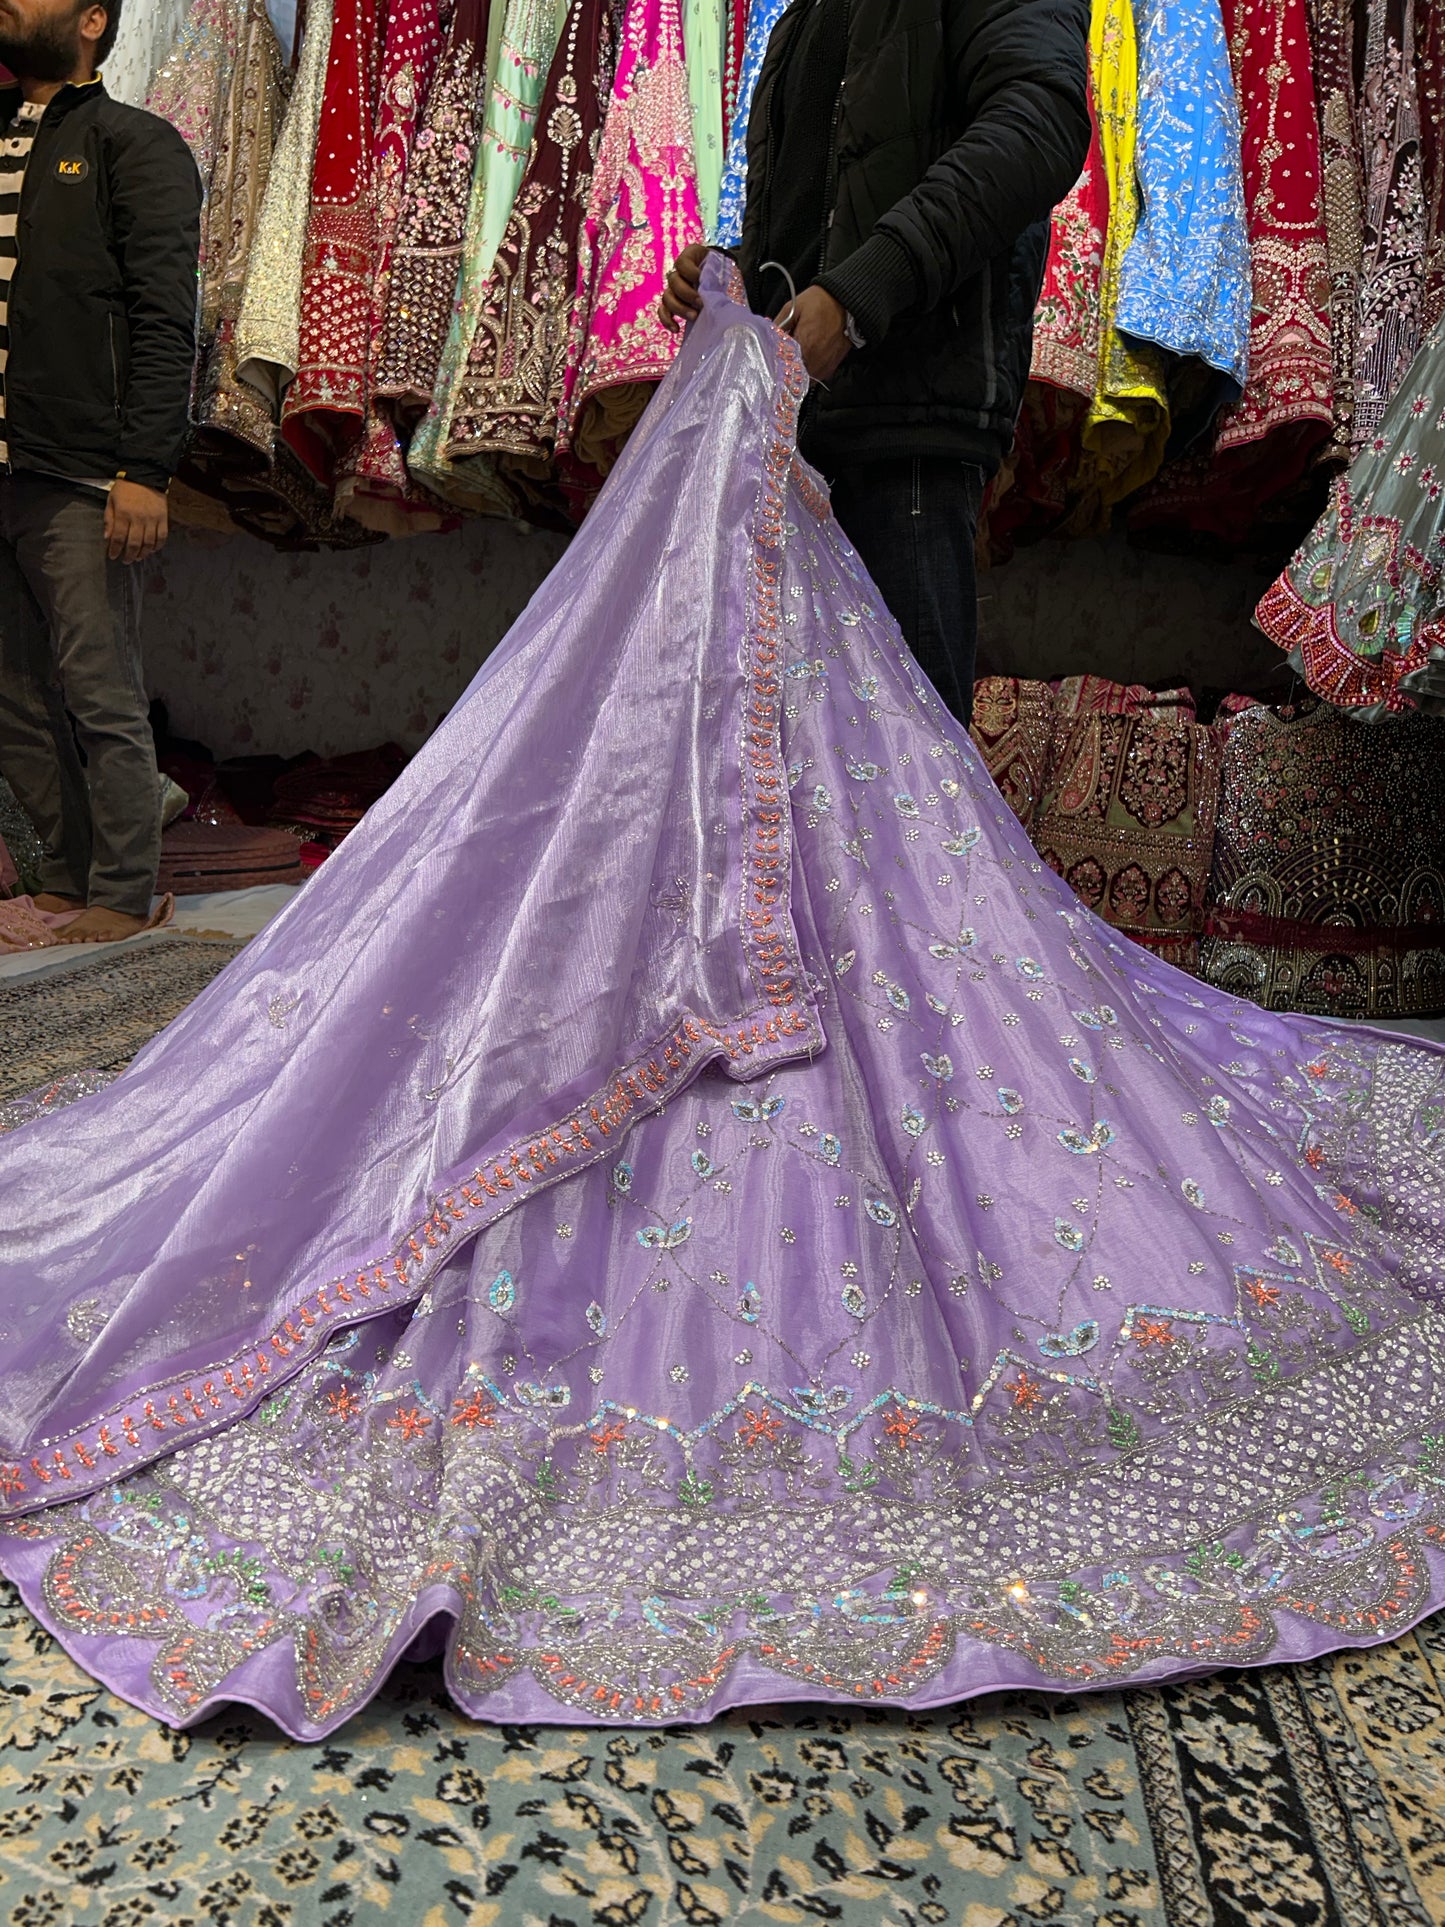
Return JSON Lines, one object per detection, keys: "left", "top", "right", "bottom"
{"left": 1072, "top": 0, "right": 1169, "bottom": 530}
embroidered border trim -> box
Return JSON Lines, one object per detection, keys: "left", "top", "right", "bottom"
{"left": 25, "top": 1314, "right": 1445, "bottom": 1726}
{"left": 1256, "top": 482, "right": 1445, "bottom": 712}
{"left": 0, "top": 289, "right": 826, "bottom": 1520}
{"left": 1255, "top": 574, "right": 1437, "bottom": 714}
{"left": 1205, "top": 906, "right": 1445, "bottom": 955}
{"left": 740, "top": 315, "right": 819, "bottom": 1026}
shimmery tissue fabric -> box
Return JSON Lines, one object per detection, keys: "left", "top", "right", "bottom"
{"left": 2, "top": 263, "right": 1445, "bottom": 1741}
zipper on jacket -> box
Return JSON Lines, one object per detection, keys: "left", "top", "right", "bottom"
{"left": 108, "top": 314, "right": 123, "bottom": 417}
{"left": 976, "top": 264, "right": 998, "bottom": 415}
{"left": 818, "top": 0, "right": 854, "bottom": 276}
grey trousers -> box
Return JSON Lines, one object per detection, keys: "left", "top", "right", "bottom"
{"left": 0, "top": 475, "right": 160, "bottom": 916}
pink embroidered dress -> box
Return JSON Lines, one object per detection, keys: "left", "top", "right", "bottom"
{"left": 557, "top": 0, "right": 704, "bottom": 473}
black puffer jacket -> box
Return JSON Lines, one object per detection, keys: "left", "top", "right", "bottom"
{"left": 0, "top": 77, "right": 200, "bottom": 491}
{"left": 738, "top": 0, "right": 1091, "bottom": 475}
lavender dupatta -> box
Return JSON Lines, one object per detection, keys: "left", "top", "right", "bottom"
{"left": 0, "top": 262, "right": 818, "bottom": 1489}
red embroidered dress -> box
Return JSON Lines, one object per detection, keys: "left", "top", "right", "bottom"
{"left": 1214, "top": 0, "right": 1332, "bottom": 459}
{"left": 1030, "top": 89, "right": 1108, "bottom": 402}
{"left": 281, "top": 0, "right": 384, "bottom": 479}
{"left": 1351, "top": 0, "right": 1427, "bottom": 453}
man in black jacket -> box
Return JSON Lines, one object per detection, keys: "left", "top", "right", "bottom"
{"left": 663, "top": 0, "right": 1090, "bottom": 727}
{"left": 0, "top": 0, "right": 200, "bottom": 942}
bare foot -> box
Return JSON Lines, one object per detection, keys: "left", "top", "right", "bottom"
{"left": 32, "top": 893, "right": 85, "bottom": 913}
{"left": 55, "top": 907, "right": 153, "bottom": 944}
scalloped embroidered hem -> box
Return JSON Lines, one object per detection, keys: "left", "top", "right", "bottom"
{"left": 4, "top": 1307, "right": 1445, "bottom": 1737}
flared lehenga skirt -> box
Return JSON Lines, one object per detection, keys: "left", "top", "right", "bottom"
{"left": 2, "top": 263, "right": 1445, "bottom": 1737}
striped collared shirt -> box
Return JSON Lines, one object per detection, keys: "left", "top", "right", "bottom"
{"left": 0, "top": 98, "right": 44, "bottom": 467}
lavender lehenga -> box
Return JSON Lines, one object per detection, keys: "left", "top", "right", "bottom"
{"left": 5, "top": 262, "right": 1445, "bottom": 1738}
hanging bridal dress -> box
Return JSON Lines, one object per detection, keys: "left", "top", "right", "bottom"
{"left": 3, "top": 263, "right": 1445, "bottom": 1739}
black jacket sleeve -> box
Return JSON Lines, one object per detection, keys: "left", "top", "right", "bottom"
{"left": 109, "top": 114, "right": 202, "bottom": 490}
{"left": 820, "top": 0, "right": 1091, "bottom": 346}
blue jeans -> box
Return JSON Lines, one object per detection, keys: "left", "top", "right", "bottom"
{"left": 829, "top": 456, "right": 984, "bottom": 728}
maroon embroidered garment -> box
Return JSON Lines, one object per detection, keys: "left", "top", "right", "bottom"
{"left": 1351, "top": 0, "right": 1427, "bottom": 453}
{"left": 443, "top": 0, "right": 617, "bottom": 482}
{"left": 1418, "top": 0, "right": 1445, "bottom": 333}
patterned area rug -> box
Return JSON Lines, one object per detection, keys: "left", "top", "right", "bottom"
{"left": 0, "top": 935, "right": 243, "bottom": 1099}
{"left": 3, "top": 924, "right": 1445, "bottom": 1923}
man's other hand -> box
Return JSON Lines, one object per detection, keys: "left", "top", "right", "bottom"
{"left": 778, "top": 286, "right": 852, "bottom": 383}
{"left": 105, "top": 481, "right": 169, "bottom": 564}
{"left": 660, "top": 243, "right": 709, "bottom": 331}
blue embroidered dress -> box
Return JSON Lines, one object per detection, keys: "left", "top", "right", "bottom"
{"left": 712, "top": 0, "right": 788, "bottom": 246}
{"left": 1115, "top": 0, "right": 1251, "bottom": 397}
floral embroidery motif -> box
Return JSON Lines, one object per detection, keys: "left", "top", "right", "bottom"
{"left": 968, "top": 679, "right": 1056, "bottom": 832}
{"left": 233, "top": 0, "right": 334, "bottom": 396}
{"left": 1026, "top": 678, "right": 1226, "bottom": 971}
{"left": 1030, "top": 88, "right": 1109, "bottom": 401}
{"left": 282, "top": 0, "right": 383, "bottom": 456}
{"left": 371, "top": 0, "right": 489, "bottom": 412}
{"left": 1212, "top": 0, "right": 1332, "bottom": 452}
{"left": 1351, "top": 0, "right": 1428, "bottom": 454}
{"left": 406, "top": 0, "right": 571, "bottom": 505}
{"left": 334, "top": 0, "right": 447, "bottom": 521}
